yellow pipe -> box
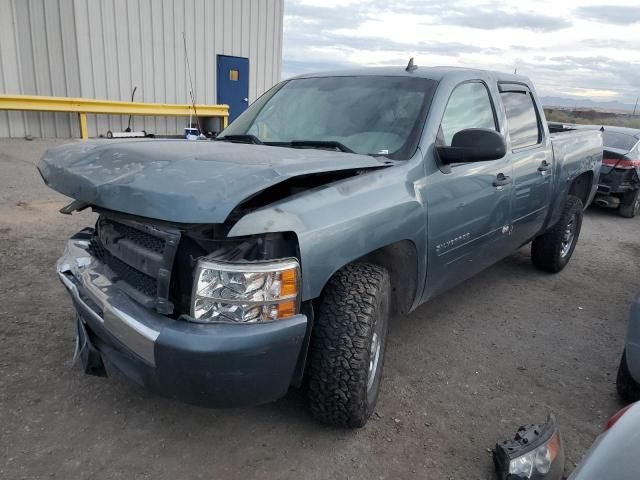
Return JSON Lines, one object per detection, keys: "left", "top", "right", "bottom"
{"left": 0, "top": 94, "right": 229, "bottom": 138}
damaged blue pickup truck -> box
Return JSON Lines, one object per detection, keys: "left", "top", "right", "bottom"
{"left": 40, "top": 66, "right": 602, "bottom": 427}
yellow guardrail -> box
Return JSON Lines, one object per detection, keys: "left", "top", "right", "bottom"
{"left": 0, "top": 94, "right": 229, "bottom": 139}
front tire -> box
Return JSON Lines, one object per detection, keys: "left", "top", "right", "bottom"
{"left": 531, "top": 195, "right": 584, "bottom": 273}
{"left": 616, "top": 349, "right": 640, "bottom": 402}
{"left": 619, "top": 189, "right": 640, "bottom": 218}
{"left": 306, "top": 263, "right": 391, "bottom": 428}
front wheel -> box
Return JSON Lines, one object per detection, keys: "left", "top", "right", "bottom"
{"left": 306, "top": 263, "right": 391, "bottom": 428}
{"left": 531, "top": 195, "right": 584, "bottom": 273}
{"left": 619, "top": 189, "right": 640, "bottom": 218}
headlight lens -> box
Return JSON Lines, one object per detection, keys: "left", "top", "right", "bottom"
{"left": 191, "top": 259, "right": 300, "bottom": 323}
{"left": 493, "top": 415, "right": 564, "bottom": 480}
{"left": 508, "top": 432, "right": 560, "bottom": 477}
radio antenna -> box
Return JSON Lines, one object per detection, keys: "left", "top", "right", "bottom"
{"left": 183, "top": 31, "right": 203, "bottom": 135}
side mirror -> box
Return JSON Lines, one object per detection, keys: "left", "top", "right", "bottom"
{"left": 437, "top": 128, "right": 506, "bottom": 164}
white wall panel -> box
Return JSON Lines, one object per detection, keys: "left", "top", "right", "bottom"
{"left": 0, "top": 0, "right": 27, "bottom": 137}
{"left": 0, "top": 0, "right": 284, "bottom": 138}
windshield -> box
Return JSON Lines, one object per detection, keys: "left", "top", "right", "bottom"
{"left": 219, "top": 76, "right": 437, "bottom": 159}
{"left": 603, "top": 131, "right": 638, "bottom": 153}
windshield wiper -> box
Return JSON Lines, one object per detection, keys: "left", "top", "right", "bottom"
{"left": 267, "top": 140, "right": 354, "bottom": 153}
{"left": 215, "top": 134, "right": 263, "bottom": 145}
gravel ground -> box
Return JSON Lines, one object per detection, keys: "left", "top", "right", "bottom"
{"left": 1, "top": 138, "right": 639, "bottom": 479}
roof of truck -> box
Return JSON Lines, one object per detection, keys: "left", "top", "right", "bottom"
{"left": 291, "top": 65, "right": 528, "bottom": 84}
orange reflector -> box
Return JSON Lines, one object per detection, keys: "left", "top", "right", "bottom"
{"left": 547, "top": 433, "right": 561, "bottom": 462}
{"left": 276, "top": 300, "right": 297, "bottom": 319}
{"left": 280, "top": 269, "right": 298, "bottom": 297}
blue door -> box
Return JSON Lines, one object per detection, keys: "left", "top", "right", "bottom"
{"left": 217, "top": 55, "right": 249, "bottom": 124}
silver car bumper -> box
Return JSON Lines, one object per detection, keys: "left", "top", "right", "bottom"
{"left": 57, "top": 232, "right": 164, "bottom": 365}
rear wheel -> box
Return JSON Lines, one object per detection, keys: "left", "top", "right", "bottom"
{"left": 616, "top": 349, "right": 640, "bottom": 402}
{"left": 531, "top": 196, "right": 584, "bottom": 273}
{"left": 619, "top": 189, "right": 640, "bottom": 218}
{"left": 306, "top": 263, "right": 391, "bottom": 428}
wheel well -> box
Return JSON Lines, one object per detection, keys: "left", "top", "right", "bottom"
{"left": 569, "top": 171, "right": 593, "bottom": 206}
{"left": 353, "top": 240, "right": 418, "bottom": 316}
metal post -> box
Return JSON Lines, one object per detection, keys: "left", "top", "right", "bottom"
{"left": 78, "top": 112, "right": 88, "bottom": 139}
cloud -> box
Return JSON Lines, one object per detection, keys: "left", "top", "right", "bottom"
{"left": 514, "top": 56, "right": 640, "bottom": 103}
{"left": 440, "top": 10, "right": 571, "bottom": 32}
{"left": 282, "top": 58, "right": 357, "bottom": 79}
{"left": 575, "top": 5, "right": 640, "bottom": 25}
{"left": 282, "top": 2, "right": 501, "bottom": 78}
{"left": 582, "top": 38, "right": 639, "bottom": 49}
{"left": 281, "top": 0, "right": 640, "bottom": 104}
{"left": 286, "top": 28, "right": 495, "bottom": 56}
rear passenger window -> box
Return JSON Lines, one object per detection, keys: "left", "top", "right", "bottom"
{"left": 501, "top": 91, "right": 541, "bottom": 149}
{"left": 439, "top": 82, "right": 496, "bottom": 146}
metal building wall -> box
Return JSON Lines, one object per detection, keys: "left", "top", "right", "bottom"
{"left": 0, "top": 0, "right": 284, "bottom": 138}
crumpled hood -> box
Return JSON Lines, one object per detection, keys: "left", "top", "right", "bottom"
{"left": 38, "top": 139, "right": 387, "bottom": 223}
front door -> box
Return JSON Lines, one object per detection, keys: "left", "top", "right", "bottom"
{"left": 217, "top": 55, "right": 249, "bottom": 123}
{"left": 425, "top": 81, "right": 513, "bottom": 299}
{"left": 499, "top": 85, "right": 553, "bottom": 246}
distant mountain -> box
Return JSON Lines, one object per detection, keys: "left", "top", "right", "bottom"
{"left": 541, "top": 96, "right": 637, "bottom": 113}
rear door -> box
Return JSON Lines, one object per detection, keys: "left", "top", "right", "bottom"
{"left": 499, "top": 84, "right": 553, "bottom": 246}
{"left": 217, "top": 55, "right": 249, "bottom": 123}
{"left": 426, "top": 80, "right": 513, "bottom": 297}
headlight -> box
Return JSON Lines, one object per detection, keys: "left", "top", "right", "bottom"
{"left": 190, "top": 258, "right": 300, "bottom": 323}
{"left": 493, "top": 415, "right": 564, "bottom": 480}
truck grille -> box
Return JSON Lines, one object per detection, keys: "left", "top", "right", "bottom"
{"left": 91, "top": 215, "right": 181, "bottom": 314}
{"left": 108, "top": 221, "right": 165, "bottom": 254}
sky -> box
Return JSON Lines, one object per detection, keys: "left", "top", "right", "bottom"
{"left": 281, "top": 0, "right": 640, "bottom": 106}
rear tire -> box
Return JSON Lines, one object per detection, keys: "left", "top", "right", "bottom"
{"left": 306, "top": 263, "right": 391, "bottom": 428}
{"left": 619, "top": 189, "right": 640, "bottom": 218}
{"left": 616, "top": 349, "right": 640, "bottom": 402}
{"left": 531, "top": 196, "right": 583, "bottom": 273}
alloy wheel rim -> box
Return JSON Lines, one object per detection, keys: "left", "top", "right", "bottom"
{"left": 560, "top": 214, "right": 576, "bottom": 258}
{"left": 367, "top": 328, "right": 382, "bottom": 393}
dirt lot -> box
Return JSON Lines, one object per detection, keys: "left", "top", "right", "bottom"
{"left": 1, "top": 138, "right": 639, "bottom": 479}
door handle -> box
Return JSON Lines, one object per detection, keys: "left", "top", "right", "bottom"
{"left": 538, "top": 160, "right": 551, "bottom": 172}
{"left": 493, "top": 173, "right": 512, "bottom": 188}
{"left": 243, "top": 97, "right": 248, "bottom": 103}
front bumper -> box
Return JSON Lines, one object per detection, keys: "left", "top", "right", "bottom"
{"left": 57, "top": 229, "right": 308, "bottom": 407}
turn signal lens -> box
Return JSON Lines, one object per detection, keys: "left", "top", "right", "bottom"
{"left": 280, "top": 268, "right": 298, "bottom": 297}
{"left": 276, "top": 300, "right": 297, "bottom": 319}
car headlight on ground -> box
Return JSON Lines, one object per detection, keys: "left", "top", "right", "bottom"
{"left": 190, "top": 258, "right": 300, "bottom": 323}
{"left": 493, "top": 415, "right": 564, "bottom": 480}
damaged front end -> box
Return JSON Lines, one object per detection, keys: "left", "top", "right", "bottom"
{"left": 81, "top": 210, "right": 302, "bottom": 320}
{"left": 44, "top": 138, "right": 397, "bottom": 406}
{"left": 56, "top": 213, "right": 309, "bottom": 407}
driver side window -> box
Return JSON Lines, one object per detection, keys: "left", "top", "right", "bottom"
{"left": 439, "top": 82, "right": 497, "bottom": 146}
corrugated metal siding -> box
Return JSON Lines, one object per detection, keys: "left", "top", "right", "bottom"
{"left": 0, "top": 0, "right": 283, "bottom": 138}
